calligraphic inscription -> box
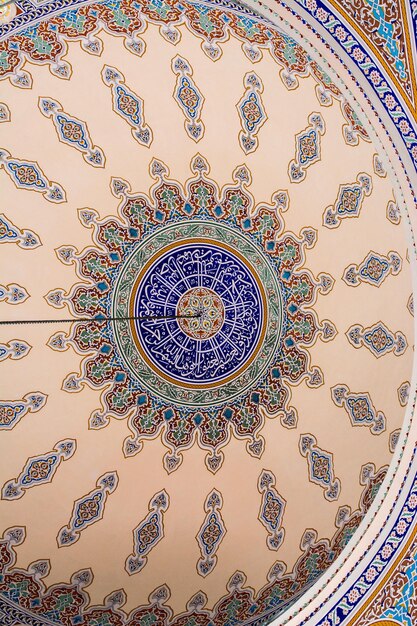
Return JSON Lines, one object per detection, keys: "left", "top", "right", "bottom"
{"left": 113, "top": 220, "right": 283, "bottom": 407}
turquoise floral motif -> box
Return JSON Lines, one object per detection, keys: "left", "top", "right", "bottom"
{"left": 346, "top": 321, "right": 407, "bottom": 358}
{"left": 398, "top": 381, "right": 410, "bottom": 407}
{"left": 0, "top": 214, "right": 41, "bottom": 249}
{"left": 237, "top": 72, "right": 267, "bottom": 154}
{"left": 387, "top": 199, "right": 401, "bottom": 224}
{"left": 0, "top": 283, "right": 29, "bottom": 304}
{"left": 57, "top": 471, "right": 118, "bottom": 547}
{"left": 125, "top": 490, "right": 169, "bottom": 575}
{"left": 299, "top": 434, "right": 340, "bottom": 501}
{"left": 0, "top": 340, "right": 31, "bottom": 362}
{"left": 172, "top": 55, "right": 205, "bottom": 142}
{"left": 288, "top": 112, "right": 325, "bottom": 182}
{"left": 257, "top": 469, "right": 286, "bottom": 550}
{"left": 323, "top": 173, "right": 372, "bottom": 228}
{"left": 2, "top": 439, "right": 75, "bottom": 500}
{"left": 331, "top": 384, "right": 386, "bottom": 434}
{"left": 0, "top": 149, "right": 66, "bottom": 203}
{"left": 39, "top": 97, "right": 105, "bottom": 168}
{"left": 342, "top": 250, "right": 402, "bottom": 287}
{"left": 196, "top": 489, "right": 226, "bottom": 577}
{"left": 0, "top": 392, "right": 47, "bottom": 431}
{"left": 0, "top": 103, "right": 10, "bottom": 123}
{"left": 102, "top": 65, "right": 153, "bottom": 147}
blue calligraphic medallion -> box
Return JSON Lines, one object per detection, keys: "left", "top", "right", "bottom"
{"left": 112, "top": 220, "right": 283, "bottom": 407}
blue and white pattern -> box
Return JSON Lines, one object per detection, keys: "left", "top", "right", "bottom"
{"left": 0, "top": 283, "right": 30, "bottom": 304}
{"left": 172, "top": 55, "right": 205, "bottom": 142}
{"left": 2, "top": 439, "right": 76, "bottom": 500}
{"left": 125, "top": 490, "right": 169, "bottom": 575}
{"left": 299, "top": 434, "right": 341, "bottom": 501}
{"left": 258, "top": 469, "right": 286, "bottom": 550}
{"left": 0, "top": 393, "right": 47, "bottom": 430}
{"left": 133, "top": 242, "right": 264, "bottom": 386}
{"left": 0, "top": 340, "right": 31, "bottom": 362}
{"left": 39, "top": 97, "right": 105, "bottom": 167}
{"left": 57, "top": 472, "right": 118, "bottom": 547}
{"left": 331, "top": 384, "right": 386, "bottom": 434}
{"left": 342, "top": 250, "right": 402, "bottom": 287}
{"left": 323, "top": 173, "right": 372, "bottom": 228}
{"left": 237, "top": 72, "right": 267, "bottom": 154}
{"left": 102, "top": 65, "right": 153, "bottom": 147}
{"left": 0, "top": 214, "right": 41, "bottom": 249}
{"left": 346, "top": 322, "right": 407, "bottom": 357}
{"left": 196, "top": 489, "right": 226, "bottom": 577}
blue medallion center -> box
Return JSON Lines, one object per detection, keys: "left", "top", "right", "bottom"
{"left": 132, "top": 241, "right": 264, "bottom": 386}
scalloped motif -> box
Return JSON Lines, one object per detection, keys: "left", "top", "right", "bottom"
{"left": 331, "top": 384, "right": 386, "bottom": 434}
{"left": 258, "top": 469, "right": 286, "bottom": 550}
{"left": 346, "top": 322, "right": 407, "bottom": 358}
{"left": 39, "top": 97, "right": 105, "bottom": 167}
{"left": 288, "top": 112, "right": 325, "bottom": 182}
{"left": 0, "top": 340, "right": 31, "bottom": 362}
{"left": 125, "top": 490, "right": 169, "bottom": 575}
{"left": 236, "top": 72, "right": 267, "bottom": 154}
{"left": 0, "top": 393, "right": 47, "bottom": 431}
{"left": 0, "top": 282, "right": 29, "bottom": 304}
{"left": 172, "top": 55, "right": 205, "bottom": 142}
{"left": 196, "top": 489, "right": 226, "bottom": 577}
{"left": 0, "top": 214, "right": 41, "bottom": 249}
{"left": 323, "top": 173, "right": 372, "bottom": 228}
{"left": 299, "top": 434, "right": 341, "bottom": 501}
{"left": 342, "top": 251, "right": 402, "bottom": 287}
{"left": 57, "top": 472, "right": 118, "bottom": 547}
{"left": 2, "top": 439, "right": 76, "bottom": 500}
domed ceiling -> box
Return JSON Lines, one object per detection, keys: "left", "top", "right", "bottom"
{"left": 0, "top": 0, "right": 415, "bottom": 624}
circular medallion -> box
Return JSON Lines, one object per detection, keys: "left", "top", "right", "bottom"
{"left": 177, "top": 288, "right": 224, "bottom": 340}
{"left": 112, "top": 220, "right": 284, "bottom": 407}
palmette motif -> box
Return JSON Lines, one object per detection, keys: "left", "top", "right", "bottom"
{"left": 331, "top": 385, "right": 386, "bottom": 434}
{"left": 172, "top": 56, "right": 205, "bottom": 142}
{"left": 0, "top": 103, "right": 10, "bottom": 122}
{"left": 237, "top": 72, "right": 267, "bottom": 154}
{"left": 0, "top": 393, "right": 47, "bottom": 430}
{"left": 342, "top": 251, "right": 402, "bottom": 287}
{"left": 196, "top": 489, "right": 226, "bottom": 577}
{"left": 57, "top": 472, "right": 118, "bottom": 547}
{"left": 125, "top": 490, "right": 169, "bottom": 575}
{"left": 323, "top": 173, "right": 372, "bottom": 228}
{"left": 288, "top": 112, "right": 325, "bottom": 182}
{"left": 0, "top": 282, "right": 29, "bottom": 304}
{"left": 39, "top": 97, "right": 105, "bottom": 167}
{"left": 299, "top": 434, "right": 341, "bottom": 501}
{"left": 0, "top": 148, "right": 66, "bottom": 203}
{"left": 0, "top": 464, "right": 388, "bottom": 625}
{"left": 346, "top": 322, "right": 407, "bottom": 358}
{"left": 258, "top": 470, "right": 286, "bottom": 550}
{"left": 47, "top": 155, "right": 336, "bottom": 475}
{"left": 0, "top": 214, "right": 41, "bottom": 249}
{"left": 2, "top": 439, "right": 76, "bottom": 500}
{"left": 102, "top": 65, "right": 153, "bottom": 147}
{"left": 0, "top": 340, "right": 31, "bottom": 362}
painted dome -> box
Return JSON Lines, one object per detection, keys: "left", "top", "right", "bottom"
{"left": 0, "top": 0, "right": 415, "bottom": 625}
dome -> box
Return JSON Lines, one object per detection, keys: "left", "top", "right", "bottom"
{"left": 0, "top": 0, "right": 415, "bottom": 624}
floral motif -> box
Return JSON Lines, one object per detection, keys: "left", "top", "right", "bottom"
{"left": 373, "top": 154, "right": 386, "bottom": 178}
{"left": 0, "top": 103, "right": 10, "bottom": 122}
{"left": 47, "top": 155, "right": 335, "bottom": 474}
{"left": 299, "top": 434, "right": 341, "bottom": 501}
{"left": 0, "top": 148, "right": 66, "bottom": 203}
{"left": 102, "top": 65, "right": 153, "bottom": 147}
{"left": 323, "top": 173, "right": 372, "bottom": 228}
{"left": 0, "top": 282, "right": 29, "bottom": 304}
{"left": 125, "top": 490, "right": 169, "bottom": 575}
{"left": 39, "top": 97, "right": 105, "bottom": 167}
{"left": 236, "top": 72, "right": 267, "bottom": 154}
{"left": 0, "top": 462, "right": 388, "bottom": 625}
{"left": 342, "top": 251, "right": 402, "bottom": 287}
{"left": 398, "top": 381, "right": 410, "bottom": 407}
{"left": 2, "top": 439, "right": 75, "bottom": 500}
{"left": 57, "top": 472, "right": 118, "bottom": 547}
{"left": 257, "top": 469, "right": 286, "bottom": 550}
{"left": 386, "top": 199, "right": 401, "bottom": 224}
{"left": 0, "top": 214, "right": 41, "bottom": 249}
{"left": 407, "top": 294, "right": 414, "bottom": 316}
{"left": 0, "top": 340, "right": 31, "bottom": 362}
{"left": 346, "top": 322, "right": 407, "bottom": 358}
{"left": 172, "top": 55, "right": 205, "bottom": 142}
{"left": 0, "top": 392, "right": 47, "bottom": 430}
{"left": 331, "top": 384, "right": 386, "bottom": 434}
{"left": 389, "top": 429, "right": 401, "bottom": 453}
{"left": 196, "top": 489, "right": 226, "bottom": 577}
{"left": 288, "top": 112, "right": 325, "bottom": 182}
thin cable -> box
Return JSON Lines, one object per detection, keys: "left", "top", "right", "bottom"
{"left": 0, "top": 314, "right": 201, "bottom": 326}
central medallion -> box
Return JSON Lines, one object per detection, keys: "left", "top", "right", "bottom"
{"left": 112, "top": 220, "right": 283, "bottom": 407}
{"left": 177, "top": 288, "right": 224, "bottom": 340}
